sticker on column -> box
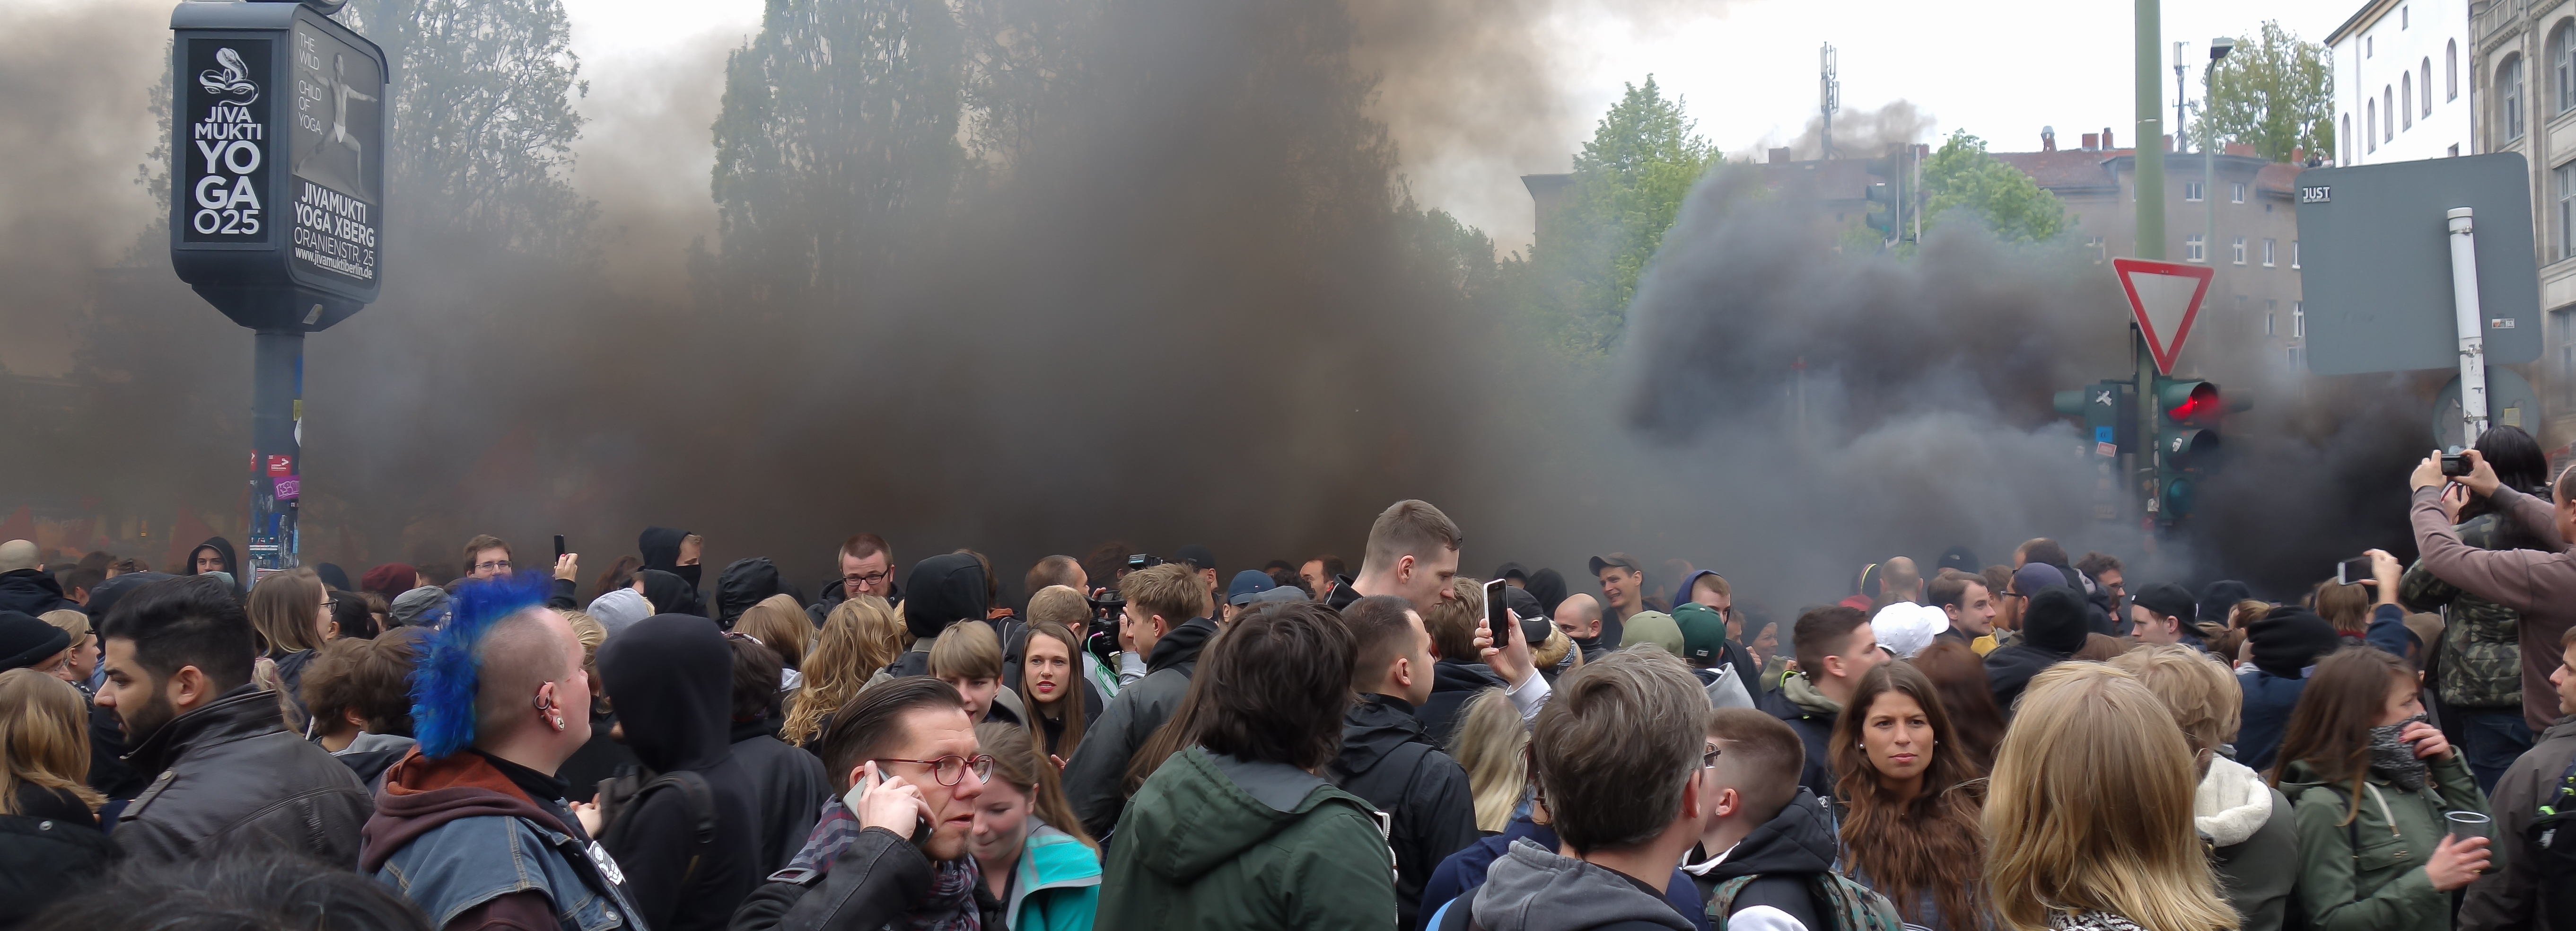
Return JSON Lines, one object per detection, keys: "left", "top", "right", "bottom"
{"left": 266, "top": 455, "right": 294, "bottom": 476}
{"left": 272, "top": 476, "right": 300, "bottom": 501}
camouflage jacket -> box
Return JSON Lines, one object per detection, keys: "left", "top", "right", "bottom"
{"left": 2401, "top": 513, "right": 2523, "bottom": 710}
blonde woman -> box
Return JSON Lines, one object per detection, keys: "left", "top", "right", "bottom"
{"left": 780, "top": 594, "right": 904, "bottom": 749}
{"left": 735, "top": 594, "right": 814, "bottom": 689}
{"left": 0, "top": 669, "right": 117, "bottom": 923}
{"left": 1985, "top": 662, "right": 2239, "bottom": 931}
{"left": 1445, "top": 688, "right": 1528, "bottom": 833}
{"left": 245, "top": 568, "right": 332, "bottom": 708}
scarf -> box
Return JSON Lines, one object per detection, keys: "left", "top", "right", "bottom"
{"left": 787, "top": 797, "right": 983, "bottom": 931}
{"left": 2366, "top": 715, "right": 2429, "bottom": 792}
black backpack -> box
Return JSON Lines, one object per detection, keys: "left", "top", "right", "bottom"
{"left": 594, "top": 769, "right": 718, "bottom": 886}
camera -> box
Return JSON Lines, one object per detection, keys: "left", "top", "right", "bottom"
{"left": 1124, "top": 553, "right": 1163, "bottom": 572}
{"left": 2441, "top": 453, "right": 2469, "bottom": 477}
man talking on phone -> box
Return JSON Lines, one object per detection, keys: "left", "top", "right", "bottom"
{"left": 732, "top": 676, "right": 997, "bottom": 930}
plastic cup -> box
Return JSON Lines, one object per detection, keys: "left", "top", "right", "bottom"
{"left": 2445, "top": 810, "right": 2493, "bottom": 843}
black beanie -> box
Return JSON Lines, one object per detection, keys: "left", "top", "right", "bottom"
{"left": 2248, "top": 607, "right": 2341, "bottom": 679}
{"left": 2022, "top": 586, "right": 2091, "bottom": 655}
{"left": 0, "top": 610, "right": 71, "bottom": 671}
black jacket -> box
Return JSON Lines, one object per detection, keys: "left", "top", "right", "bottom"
{"left": 1062, "top": 615, "right": 1217, "bottom": 841}
{"left": 1330, "top": 694, "right": 1481, "bottom": 929}
{"left": 731, "top": 718, "right": 832, "bottom": 878}
{"left": 0, "top": 569, "right": 76, "bottom": 616}
{"left": 640, "top": 568, "right": 706, "bottom": 617}
{"left": 1417, "top": 660, "right": 1507, "bottom": 751}
{"left": 1326, "top": 573, "right": 1361, "bottom": 611}
{"left": 727, "top": 826, "right": 1004, "bottom": 931}
{"left": 1982, "top": 642, "right": 2071, "bottom": 714}
{"left": 597, "top": 615, "right": 766, "bottom": 931}
{"left": 0, "top": 786, "right": 116, "bottom": 926}
{"left": 1690, "top": 788, "right": 1837, "bottom": 931}
{"left": 1755, "top": 684, "right": 1839, "bottom": 803}
{"left": 640, "top": 526, "right": 703, "bottom": 605}
{"left": 901, "top": 554, "right": 988, "bottom": 641}
{"left": 718, "top": 558, "right": 787, "bottom": 628}
{"left": 180, "top": 536, "right": 242, "bottom": 597}
{"left": 112, "top": 684, "right": 371, "bottom": 865}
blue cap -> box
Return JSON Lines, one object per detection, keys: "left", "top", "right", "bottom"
{"left": 1226, "top": 570, "right": 1277, "bottom": 605}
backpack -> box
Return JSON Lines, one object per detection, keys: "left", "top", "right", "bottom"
{"left": 2526, "top": 753, "right": 2576, "bottom": 930}
{"left": 594, "top": 768, "right": 718, "bottom": 886}
{"left": 1704, "top": 872, "right": 1906, "bottom": 931}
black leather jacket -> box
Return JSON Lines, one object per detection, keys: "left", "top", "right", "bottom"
{"left": 114, "top": 685, "right": 371, "bottom": 866}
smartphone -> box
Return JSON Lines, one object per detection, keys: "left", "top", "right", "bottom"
{"left": 845, "top": 765, "right": 935, "bottom": 848}
{"left": 554, "top": 535, "right": 569, "bottom": 559}
{"left": 1483, "top": 578, "right": 1508, "bottom": 634}
{"left": 2335, "top": 556, "right": 2373, "bottom": 586}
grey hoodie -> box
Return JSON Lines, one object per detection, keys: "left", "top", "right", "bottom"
{"left": 1472, "top": 838, "right": 1694, "bottom": 931}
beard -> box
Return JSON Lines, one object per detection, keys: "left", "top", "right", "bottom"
{"left": 118, "top": 688, "right": 178, "bottom": 747}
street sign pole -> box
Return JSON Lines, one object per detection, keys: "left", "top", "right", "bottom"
{"left": 2446, "top": 207, "right": 2490, "bottom": 443}
{"left": 2135, "top": 0, "right": 2165, "bottom": 524}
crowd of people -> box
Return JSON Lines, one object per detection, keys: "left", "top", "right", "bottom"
{"left": 1, "top": 428, "right": 2575, "bottom": 931}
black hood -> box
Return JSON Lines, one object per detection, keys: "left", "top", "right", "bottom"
{"left": 596, "top": 614, "right": 734, "bottom": 774}
{"left": 1335, "top": 693, "right": 1427, "bottom": 778}
{"left": 902, "top": 553, "right": 988, "bottom": 640}
{"left": 2021, "top": 585, "right": 2091, "bottom": 654}
{"left": 1430, "top": 658, "right": 1506, "bottom": 694}
{"left": 1147, "top": 615, "right": 1217, "bottom": 674}
{"left": 1525, "top": 568, "right": 1569, "bottom": 615}
{"left": 312, "top": 562, "right": 353, "bottom": 593}
{"left": 1701, "top": 787, "right": 1837, "bottom": 880}
{"left": 638, "top": 527, "right": 690, "bottom": 571}
{"left": 0, "top": 569, "right": 78, "bottom": 617}
{"left": 638, "top": 569, "right": 703, "bottom": 617}
{"left": 86, "top": 572, "right": 175, "bottom": 624}
{"left": 184, "top": 537, "right": 240, "bottom": 589}
{"left": 715, "top": 557, "right": 783, "bottom": 626}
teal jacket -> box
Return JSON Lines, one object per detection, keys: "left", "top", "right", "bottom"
{"left": 1004, "top": 821, "right": 1101, "bottom": 931}
{"left": 1094, "top": 746, "right": 1397, "bottom": 930}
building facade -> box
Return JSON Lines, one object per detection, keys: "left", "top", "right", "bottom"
{"left": 2475, "top": 0, "right": 2576, "bottom": 450}
{"left": 2330, "top": 0, "right": 2478, "bottom": 164}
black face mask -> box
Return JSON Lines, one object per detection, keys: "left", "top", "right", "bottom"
{"left": 673, "top": 563, "right": 701, "bottom": 588}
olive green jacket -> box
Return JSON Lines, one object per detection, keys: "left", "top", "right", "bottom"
{"left": 2279, "top": 752, "right": 2488, "bottom": 931}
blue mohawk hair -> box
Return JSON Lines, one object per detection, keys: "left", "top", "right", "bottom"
{"left": 411, "top": 573, "right": 554, "bottom": 758}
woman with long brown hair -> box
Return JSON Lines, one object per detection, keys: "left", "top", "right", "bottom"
{"left": 246, "top": 568, "right": 332, "bottom": 710}
{"left": 2274, "top": 646, "right": 2488, "bottom": 931}
{"left": 1908, "top": 640, "right": 2005, "bottom": 772}
{"left": 971, "top": 722, "right": 1100, "bottom": 930}
{"left": 1831, "top": 660, "right": 1991, "bottom": 931}
{"left": 780, "top": 594, "right": 905, "bottom": 749}
{"left": 1022, "top": 619, "right": 1100, "bottom": 758}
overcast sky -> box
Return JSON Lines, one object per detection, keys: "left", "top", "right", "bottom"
{"left": 558, "top": 0, "right": 2368, "bottom": 253}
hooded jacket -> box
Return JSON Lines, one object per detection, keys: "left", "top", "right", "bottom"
{"left": 330, "top": 731, "right": 417, "bottom": 789}
{"left": 1459, "top": 837, "right": 1694, "bottom": 931}
{"left": 182, "top": 536, "right": 241, "bottom": 593}
{"left": 595, "top": 614, "right": 765, "bottom": 931}
{"left": 112, "top": 683, "right": 371, "bottom": 865}
{"left": 730, "top": 716, "right": 832, "bottom": 878}
{"left": 1419, "top": 814, "right": 1706, "bottom": 931}
{"left": 1757, "top": 675, "right": 1841, "bottom": 801}
{"left": 2462, "top": 716, "right": 2576, "bottom": 931}
{"left": 1331, "top": 693, "right": 1482, "bottom": 928}
{"left": 362, "top": 748, "right": 641, "bottom": 931}
{"left": 0, "top": 569, "right": 76, "bottom": 616}
{"left": 717, "top": 557, "right": 786, "bottom": 628}
{"left": 2280, "top": 750, "right": 2488, "bottom": 931}
{"left": 639, "top": 568, "right": 703, "bottom": 618}
{"left": 0, "top": 785, "right": 117, "bottom": 927}
{"left": 2199, "top": 755, "right": 2298, "bottom": 931}
{"left": 1983, "top": 585, "right": 2088, "bottom": 713}
{"left": 639, "top": 525, "right": 694, "bottom": 579}
{"left": 1686, "top": 788, "right": 1838, "bottom": 931}
{"left": 1062, "top": 614, "right": 1216, "bottom": 840}
{"left": 1095, "top": 746, "right": 1397, "bottom": 929}
{"left": 1002, "top": 821, "right": 1102, "bottom": 931}
{"left": 884, "top": 554, "right": 989, "bottom": 678}
{"left": 1418, "top": 659, "right": 1508, "bottom": 751}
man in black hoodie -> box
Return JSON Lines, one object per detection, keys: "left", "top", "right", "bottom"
{"left": 1983, "top": 584, "right": 2090, "bottom": 714}
{"left": 715, "top": 557, "right": 787, "bottom": 630}
{"left": 180, "top": 536, "right": 243, "bottom": 598}
{"left": 885, "top": 553, "right": 988, "bottom": 679}
{"left": 1332, "top": 595, "right": 1481, "bottom": 928}
{"left": 594, "top": 614, "right": 763, "bottom": 931}
{"left": 1061, "top": 562, "right": 1215, "bottom": 840}
{"left": 0, "top": 540, "right": 77, "bottom": 615}
{"left": 638, "top": 526, "right": 704, "bottom": 615}
{"left": 1685, "top": 709, "right": 1863, "bottom": 931}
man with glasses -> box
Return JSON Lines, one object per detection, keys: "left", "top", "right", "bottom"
{"left": 808, "top": 534, "right": 899, "bottom": 628}
{"left": 734, "top": 676, "right": 1002, "bottom": 931}
{"left": 460, "top": 534, "right": 582, "bottom": 611}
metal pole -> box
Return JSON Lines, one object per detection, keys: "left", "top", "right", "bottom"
{"left": 2205, "top": 123, "right": 2217, "bottom": 268}
{"left": 2447, "top": 207, "right": 2491, "bottom": 442}
{"left": 248, "top": 330, "right": 304, "bottom": 573}
{"left": 2136, "top": 0, "right": 2164, "bottom": 262}
{"left": 2173, "top": 41, "right": 2189, "bottom": 153}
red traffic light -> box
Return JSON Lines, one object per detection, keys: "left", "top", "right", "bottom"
{"left": 2162, "top": 381, "right": 2221, "bottom": 424}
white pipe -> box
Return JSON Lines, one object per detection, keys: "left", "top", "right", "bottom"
{"left": 2447, "top": 207, "right": 2489, "bottom": 443}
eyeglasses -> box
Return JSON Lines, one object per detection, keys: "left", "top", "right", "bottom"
{"left": 720, "top": 631, "right": 757, "bottom": 643}
{"left": 843, "top": 571, "right": 890, "bottom": 586}
{"left": 1701, "top": 746, "right": 1723, "bottom": 769}
{"left": 875, "top": 755, "right": 995, "bottom": 786}
{"left": 474, "top": 560, "right": 512, "bottom": 572}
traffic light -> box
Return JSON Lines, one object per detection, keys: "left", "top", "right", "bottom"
{"left": 2053, "top": 381, "right": 2136, "bottom": 453}
{"left": 2151, "top": 376, "right": 2236, "bottom": 521}
{"left": 1864, "top": 157, "right": 1897, "bottom": 239}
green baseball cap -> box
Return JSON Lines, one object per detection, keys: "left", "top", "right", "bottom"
{"left": 1671, "top": 603, "right": 1729, "bottom": 664}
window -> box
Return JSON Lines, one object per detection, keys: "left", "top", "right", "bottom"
{"left": 2449, "top": 40, "right": 2459, "bottom": 101}
{"left": 2263, "top": 238, "right": 2277, "bottom": 266}
{"left": 2423, "top": 59, "right": 2434, "bottom": 114}
{"left": 2386, "top": 87, "right": 2396, "bottom": 140}
{"left": 2292, "top": 240, "right": 2301, "bottom": 268}
{"left": 2506, "top": 55, "right": 2528, "bottom": 142}
{"left": 2186, "top": 233, "right": 2207, "bottom": 263}
{"left": 2231, "top": 182, "right": 2246, "bottom": 203}
{"left": 2368, "top": 35, "right": 2374, "bottom": 57}
{"left": 2294, "top": 302, "right": 2305, "bottom": 338}
{"left": 2368, "top": 99, "right": 2380, "bottom": 152}
{"left": 2558, "top": 162, "right": 2576, "bottom": 259}
{"left": 2232, "top": 237, "right": 2248, "bottom": 264}
{"left": 2554, "top": 20, "right": 2576, "bottom": 114}
{"left": 2086, "top": 235, "right": 2105, "bottom": 263}
{"left": 2185, "top": 181, "right": 2204, "bottom": 202}
{"left": 2404, "top": 72, "right": 2415, "bottom": 129}
{"left": 2266, "top": 299, "right": 2279, "bottom": 336}
{"left": 2402, "top": 6, "right": 2410, "bottom": 27}
{"left": 2343, "top": 114, "right": 2353, "bottom": 161}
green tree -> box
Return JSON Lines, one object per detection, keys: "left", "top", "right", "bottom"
{"left": 345, "top": 0, "right": 596, "bottom": 255}
{"left": 1920, "top": 129, "right": 2067, "bottom": 244}
{"left": 2196, "top": 21, "right": 2333, "bottom": 161}
{"left": 1527, "top": 77, "right": 1716, "bottom": 355}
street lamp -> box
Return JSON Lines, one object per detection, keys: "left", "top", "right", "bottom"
{"left": 2205, "top": 37, "right": 2234, "bottom": 269}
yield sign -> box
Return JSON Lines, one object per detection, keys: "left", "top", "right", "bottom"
{"left": 2112, "top": 258, "right": 2215, "bottom": 375}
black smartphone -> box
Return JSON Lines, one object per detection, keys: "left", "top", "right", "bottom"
{"left": 1483, "top": 578, "right": 1508, "bottom": 633}
{"left": 553, "top": 535, "right": 568, "bottom": 559}
{"left": 2335, "top": 556, "right": 2373, "bottom": 586}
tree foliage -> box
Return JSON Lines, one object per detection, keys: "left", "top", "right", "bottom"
{"left": 2196, "top": 21, "right": 2334, "bottom": 162}
{"left": 1921, "top": 129, "right": 2067, "bottom": 244}
{"left": 1522, "top": 78, "right": 1716, "bottom": 356}
{"left": 345, "top": 0, "right": 595, "bottom": 255}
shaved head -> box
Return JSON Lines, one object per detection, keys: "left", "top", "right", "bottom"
{"left": 0, "top": 540, "right": 35, "bottom": 572}
{"left": 474, "top": 608, "right": 575, "bottom": 741}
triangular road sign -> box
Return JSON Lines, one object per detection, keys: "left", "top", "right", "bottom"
{"left": 2112, "top": 258, "right": 2215, "bottom": 375}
